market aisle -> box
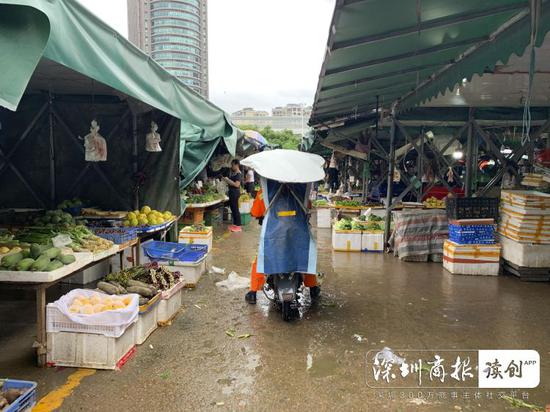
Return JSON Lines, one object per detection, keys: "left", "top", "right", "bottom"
{"left": 2, "top": 223, "right": 550, "bottom": 411}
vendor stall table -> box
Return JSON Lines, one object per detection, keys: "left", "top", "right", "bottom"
{"left": 181, "top": 198, "right": 227, "bottom": 225}
{"left": 390, "top": 209, "right": 448, "bottom": 261}
{"left": 0, "top": 247, "right": 120, "bottom": 367}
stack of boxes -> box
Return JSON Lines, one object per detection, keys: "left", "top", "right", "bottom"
{"left": 499, "top": 190, "right": 550, "bottom": 280}
{"left": 443, "top": 198, "right": 501, "bottom": 276}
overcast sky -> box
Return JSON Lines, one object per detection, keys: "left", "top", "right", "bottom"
{"left": 77, "top": 0, "right": 334, "bottom": 114}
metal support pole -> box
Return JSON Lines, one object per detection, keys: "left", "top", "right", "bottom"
{"left": 384, "top": 112, "right": 397, "bottom": 248}
{"left": 132, "top": 113, "right": 139, "bottom": 210}
{"left": 48, "top": 93, "right": 56, "bottom": 208}
{"left": 465, "top": 109, "right": 475, "bottom": 196}
{"left": 417, "top": 131, "right": 424, "bottom": 201}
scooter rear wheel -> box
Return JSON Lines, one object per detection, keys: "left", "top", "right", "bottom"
{"left": 282, "top": 301, "right": 293, "bottom": 322}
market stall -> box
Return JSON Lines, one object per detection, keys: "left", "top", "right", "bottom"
{"left": 0, "top": 0, "right": 238, "bottom": 366}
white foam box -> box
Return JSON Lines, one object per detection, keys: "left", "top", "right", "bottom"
{"left": 332, "top": 229, "right": 362, "bottom": 252}
{"left": 361, "top": 232, "right": 384, "bottom": 252}
{"left": 46, "top": 322, "right": 136, "bottom": 370}
{"left": 161, "top": 255, "right": 207, "bottom": 286}
{"left": 136, "top": 295, "right": 160, "bottom": 345}
{"left": 157, "top": 281, "right": 185, "bottom": 324}
{"left": 499, "top": 234, "right": 550, "bottom": 267}
{"left": 63, "top": 259, "right": 111, "bottom": 285}
{"left": 443, "top": 240, "right": 501, "bottom": 276}
{"left": 316, "top": 207, "right": 332, "bottom": 228}
{"left": 178, "top": 227, "right": 213, "bottom": 252}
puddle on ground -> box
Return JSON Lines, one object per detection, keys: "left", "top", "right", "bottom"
{"left": 307, "top": 354, "right": 339, "bottom": 378}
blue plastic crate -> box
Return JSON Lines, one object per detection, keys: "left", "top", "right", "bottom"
{"left": 142, "top": 241, "right": 187, "bottom": 260}
{"left": 174, "top": 244, "right": 208, "bottom": 262}
{"left": 90, "top": 227, "right": 137, "bottom": 244}
{"left": 449, "top": 224, "right": 495, "bottom": 245}
{"left": 2, "top": 379, "right": 37, "bottom": 412}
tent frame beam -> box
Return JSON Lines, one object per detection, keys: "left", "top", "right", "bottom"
{"left": 325, "top": 36, "right": 488, "bottom": 76}
{"left": 332, "top": 3, "right": 527, "bottom": 51}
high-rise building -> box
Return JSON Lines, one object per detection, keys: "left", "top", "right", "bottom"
{"left": 128, "top": 0, "right": 209, "bottom": 97}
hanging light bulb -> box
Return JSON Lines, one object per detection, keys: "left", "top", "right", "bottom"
{"left": 452, "top": 150, "right": 464, "bottom": 160}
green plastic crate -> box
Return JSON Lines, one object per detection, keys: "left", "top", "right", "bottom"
{"left": 240, "top": 213, "right": 251, "bottom": 226}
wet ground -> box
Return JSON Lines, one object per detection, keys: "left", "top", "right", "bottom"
{"left": 1, "top": 220, "right": 550, "bottom": 411}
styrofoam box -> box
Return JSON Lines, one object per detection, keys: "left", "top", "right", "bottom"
{"left": 178, "top": 227, "right": 213, "bottom": 252}
{"left": 47, "top": 322, "right": 136, "bottom": 370}
{"left": 161, "top": 255, "right": 207, "bottom": 286}
{"left": 157, "top": 289, "right": 183, "bottom": 323}
{"left": 316, "top": 207, "right": 332, "bottom": 228}
{"left": 136, "top": 298, "right": 160, "bottom": 345}
{"left": 443, "top": 259, "right": 500, "bottom": 276}
{"left": 499, "top": 234, "right": 550, "bottom": 267}
{"left": 332, "top": 229, "right": 362, "bottom": 252}
{"left": 63, "top": 259, "right": 111, "bottom": 285}
{"left": 362, "top": 232, "right": 384, "bottom": 252}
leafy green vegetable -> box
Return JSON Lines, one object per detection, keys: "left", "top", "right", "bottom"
{"left": 335, "top": 200, "right": 362, "bottom": 207}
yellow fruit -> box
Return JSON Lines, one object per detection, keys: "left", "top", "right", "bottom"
{"left": 133, "top": 210, "right": 140, "bottom": 215}
{"left": 138, "top": 217, "right": 148, "bottom": 226}
{"left": 147, "top": 213, "right": 156, "bottom": 222}
{"left": 141, "top": 206, "right": 151, "bottom": 214}
{"left": 123, "top": 220, "right": 130, "bottom": 227}
{"left": 130, "top": 218, "right": 139, "bottom": 227}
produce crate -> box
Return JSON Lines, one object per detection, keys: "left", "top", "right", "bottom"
{"left": 47, "top": 322, "right": 136, "bottom": 370}
{"left": 162, "top": 255, "right": 207, "bottom": 287}
{"left": 178, "top": 226, "right": 213, "bottom": 252}
{"left": 448, "top": 223, "right": 495, "bottom": 245}
{"left": 332, "top": 229, "right": 362, "bottom": 252}
{"left": 499, "top": 234, "right": 550, "bottom": 268}
{"left": 157, "top": 281, "right": 185, "bottom": 324}
{"left": 46, "top": 304, "right": 132, "bottom": 337}
{"left": 142, "top": 241, "right": 187, "bottom": 260}
{"left": 316, "top": 207, "right": 332, "bottom": 228}
{"left": 136, "top": 294, "right": 161, "bottom": 345}
{"left": 90, "top": 227, "right": 137, "bottom": 244}
{"left": 204, "top": 208, "right": 222, "bottom": 226}
{"left": 443, "top": 240, "right": 501, "bottom": 276}
{"left": 2, "top": 379, "right": 37, "bottom": 412}
{"left": 240, "top": 212, "right": 251, "bottom": 226}
{"left": 446, "top": 197, "right": 499, "bottom": 220}
{"left": 361, "top": 232, "right": 384, "bottom": 252}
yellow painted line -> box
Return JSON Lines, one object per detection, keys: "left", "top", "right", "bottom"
{"left": 34, "top": 368, "right": 96, "bottom": 412}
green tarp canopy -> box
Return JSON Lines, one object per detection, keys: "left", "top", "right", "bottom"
{"left": 0, "top": 0, "right": 238, "bottom": 189}
{"left": 310, "top": 0, "right": 550, "bottom": 127}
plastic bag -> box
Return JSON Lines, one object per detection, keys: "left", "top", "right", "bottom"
{"left": 53, "top": 289, "right": 139, "bottom": 328}
{"left": 145, "top": 121, "right": 162, "bottom": 152}
{"left": 84, "top": 120, "right": 107, "bottom": 162}
{"left": 215, "top": 271, "right": 249, "bottom": 291}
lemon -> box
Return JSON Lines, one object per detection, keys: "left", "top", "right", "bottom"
{"left": 141, "top": 206, "right": 152, "bottom": 214}
{"left": 127, "top": 212, "right": 136, "bottom": 220}
{"left": 138, "top": 217, "right": 148, "bottom": 226}
{"left": 130, "top": 218, "right": 139, "bottom": 227}
{"left": 133, "top": 210, "right": 140, "bottom": 215}
{"left": 123, "top": 220, "right": 130, "bottom": 227}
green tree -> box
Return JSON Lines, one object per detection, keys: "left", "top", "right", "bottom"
{"left": 239, "top": 125, "right": 301, "bottom": 150}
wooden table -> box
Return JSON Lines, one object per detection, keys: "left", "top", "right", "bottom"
{"left": 181, "top": 198, "right": 226, "bottom": 225}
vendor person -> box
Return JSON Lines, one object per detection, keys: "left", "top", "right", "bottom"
{"left": 244, "top": 167, "right": 256, "bottom": 197}
{"left": 223, "top": 159, "right": 242, "bottom": 232}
